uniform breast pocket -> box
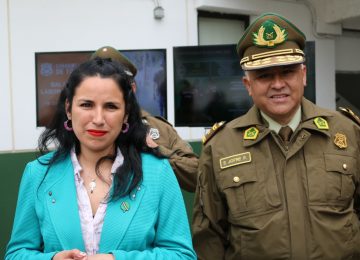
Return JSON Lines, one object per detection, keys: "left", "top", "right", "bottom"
{"left": 219, "top": 163, "right": 281, "bottom": 218}
{"left": 324, "top": 153, "right": 356, "bottom": 202}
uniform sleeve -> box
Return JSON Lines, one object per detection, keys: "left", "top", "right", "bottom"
{"left": 5, "top": 163, "right": 57, "bottom": 260}
{"left": 192, "top": 144, "right": 228, "bottom": 260}
{"left": 110, "top": 159, "right": 197, "bottom": 260}
{"left": 354, "top": 124, "right": 360, "bottom": 220}
{"left": 157, "top": 132, "right": 198, "bottom": 192}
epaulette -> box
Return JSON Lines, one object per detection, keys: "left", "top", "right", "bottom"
{"left": 338, "top": 107, "right": 360, "bottom": 126}
{"left": 154, "top": 116, "right": 173, "bottom": 127}
{"left": 202, "top": 121, "right": 226, "bottom": 145}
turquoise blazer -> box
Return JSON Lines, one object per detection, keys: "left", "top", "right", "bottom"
{"left": 6, "top": 152, "right": 196, "bottom": 260}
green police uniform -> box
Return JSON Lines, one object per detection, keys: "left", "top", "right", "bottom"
{"left": 192, "top": 13, "right": 360, "bottom": 259}
{"left": 91, "top": 46, "right": 198, "bottom": 192}
{"left": 193, "top": 98, "right": 360, "bottom": 259}
{"left": 141, "top": 110, "right": 198, "bottom": 192}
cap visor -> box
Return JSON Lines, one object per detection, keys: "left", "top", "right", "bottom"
{"left": 242, "top": 55, "right": 305, "bottom": 71}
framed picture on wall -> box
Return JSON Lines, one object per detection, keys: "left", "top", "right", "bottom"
{"left": 35, "top": 49, "right": 167, "bottom": 127}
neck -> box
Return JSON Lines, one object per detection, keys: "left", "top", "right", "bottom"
{"left": 78, "top": 146, "right": 115, "bottom": 169}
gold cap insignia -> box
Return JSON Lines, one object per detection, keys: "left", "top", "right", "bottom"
{"left": 253, "top": 19, "right": 287, "bottom": 48}
{"left": 244, "top": 127, "right": 259, "bottom": 140}
{"left": 313, "top": 117, "right": 329, "bottom": 130}
{"left": 334, "top": 133, "right": 347, "bottom": 149}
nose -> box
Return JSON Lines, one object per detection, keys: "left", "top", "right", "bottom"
{"left": 92, "top": 107, "right": 105, "bottom": 125}
{"left": 271, "top": 73, "right": 286, "bottom": 89}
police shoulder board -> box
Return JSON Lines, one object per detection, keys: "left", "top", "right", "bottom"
{"left": 202, "top": 121, "right": 226, "bottom": 145}
{"left": 338, "top": 107, "right": 360, "bottom": 126}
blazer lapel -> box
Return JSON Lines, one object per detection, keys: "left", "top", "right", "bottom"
{"left": 45, "top": 156, "right": 85, "bottom": 251}
{"left": 99, "top": 183, "right": 146, "bottom": 252}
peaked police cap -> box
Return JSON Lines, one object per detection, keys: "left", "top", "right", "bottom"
{"left": 91, "top": 46, "right": 137, "bottom": 76}
{"left": 237, "top": 13, "right": 306, "bottom": 70}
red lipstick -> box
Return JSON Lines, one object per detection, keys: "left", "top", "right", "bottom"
{"left": 87, "top": 130, "right": 107, "bottom": 137}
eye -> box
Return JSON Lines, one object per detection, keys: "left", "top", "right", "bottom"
{"left": 283, "top": 69, "right": 294, "bottom": 74}
{"left": 257, "top": 73, "right": 271, "bottom": 80}
{"left": 105, "top": 103, "right": 119, "bottom": 110}
{"left": 80, "top": 101, "right": 92, "bottom": 108}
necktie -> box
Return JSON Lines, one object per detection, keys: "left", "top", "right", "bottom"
{"left": 279, "top": 126, "right": 293, "bottom": 144}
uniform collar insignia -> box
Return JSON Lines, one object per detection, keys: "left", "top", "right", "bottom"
{"left": 149, "top": 128, "right": 160, "bottom": 140}
{"left": 253, "top": 19, "right": 287, "bottom": 48}
{"left": 313, "top": 117, "right": 329, "bottom": 130}
{"left": 334, "top": 133, "right": 347, "bottom": 149}
{"left": 244, "top": 126, "right": 259, "bottom": 140}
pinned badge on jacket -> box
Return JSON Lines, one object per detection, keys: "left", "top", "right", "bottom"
{"left": 121, "top": 201, "right": 130, "bottom": 212}
{"left": 334, "top": 133, "right": 347, "bottom": 149}
{"left": 149, "top": 128, "right": 160, "bottom": 140}
{"left": 244, "top": 127, "right": 259, "bottom": 140}
{"left": 314, "top": 117, "right": 329, "bottom": 130}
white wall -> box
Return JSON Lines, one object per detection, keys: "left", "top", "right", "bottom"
{"left": 1, "top": 0, "right": 340, "bottom": 151}
{"left": 0, "top": 0, "right": 13, "bottom": 151}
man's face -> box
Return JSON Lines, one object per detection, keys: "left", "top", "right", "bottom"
{"left": 243, "top": 64, "right": 307, "bottom": 125}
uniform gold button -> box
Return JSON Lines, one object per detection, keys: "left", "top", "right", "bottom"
{"left": 343, "top": 163, "right": 347, "bottom": 170}
{"left": 233, "top": 176, "right": 240, "bottom": 183}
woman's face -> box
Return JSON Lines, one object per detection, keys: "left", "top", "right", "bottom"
{"left": 66, "top": 76, "right": 126, "bottom": 156}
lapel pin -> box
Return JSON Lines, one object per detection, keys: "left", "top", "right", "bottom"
{"left": 120, "top": 201, "right": 130, "bottom": 212}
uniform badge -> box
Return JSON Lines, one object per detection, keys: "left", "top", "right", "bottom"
{"left": 220, "top": 152, "right": 252, "bottom": 169}
{"left": 149, "top": 128, "right": 160, "bottom": 140}
{"left": 244, "top": 127, "right": 259, "bottom": 140}
{"left": 253, "top": 19, "right": 287, "bottom": 48}
{"left": 313, "top": 117, "right": 329, "bottom": 130}
{"left": 334, "top": 133, "right": 347, "bottom": 149}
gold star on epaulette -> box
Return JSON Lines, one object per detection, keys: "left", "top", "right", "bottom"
{"left": 338, "top": 107, "right": 360, "bottom": 126}
{"left": 202, "top": 121, "right": 226, "bottom": 145}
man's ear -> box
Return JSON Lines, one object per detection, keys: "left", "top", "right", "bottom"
{"left": 65, "top": 99, "right": 71, "bottom": 119}
{"left": 302, "top": 64, "right": 307, "bottom": 87}
{"left": 242, "top": 75, "right": 252, "bottom": 96}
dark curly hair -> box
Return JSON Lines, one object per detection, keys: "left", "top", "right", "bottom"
{"left": 38, "top": 57, "right": 153, "bottom": 200}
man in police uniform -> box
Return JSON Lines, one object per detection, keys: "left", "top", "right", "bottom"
{"left": 192, "top": 13, "right": 360, "bottom": 259}
{"left": 91, "top": 46, "right": 198, "bottom": 192}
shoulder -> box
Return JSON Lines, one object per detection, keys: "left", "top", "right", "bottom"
{"left": 337, "top": 107, "right": 360, "bottom": 126}
{"left": 141, "top": 153, "right": 175, "bottom": 184}
{"left": 144, "top": 115, "right": 173, "bottom": 128}
{"left": 141, "top": 153, "right": 172, "bottom": 175}
{"left": 18, "top": 152, "right": 58, "bottom": 194}
{"left": 202, "top": 121, "right": 227, "bottom": 145}
{"left": 141, "top": 109, "right": 173, "bottom": 127}
{"left": 24, "top": 151, "right": 56, "bottom": 175}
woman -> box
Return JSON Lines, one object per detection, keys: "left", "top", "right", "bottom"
{"left": 6, "top": 58, "right": 196, "bottom": 260}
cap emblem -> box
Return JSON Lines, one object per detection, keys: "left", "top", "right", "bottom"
{"left": 253, "top": 20, "right": 287, "bottom": 48}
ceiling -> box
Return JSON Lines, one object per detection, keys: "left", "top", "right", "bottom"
{"left": 302, "top": 0, "right": 360, "bottom": 33}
